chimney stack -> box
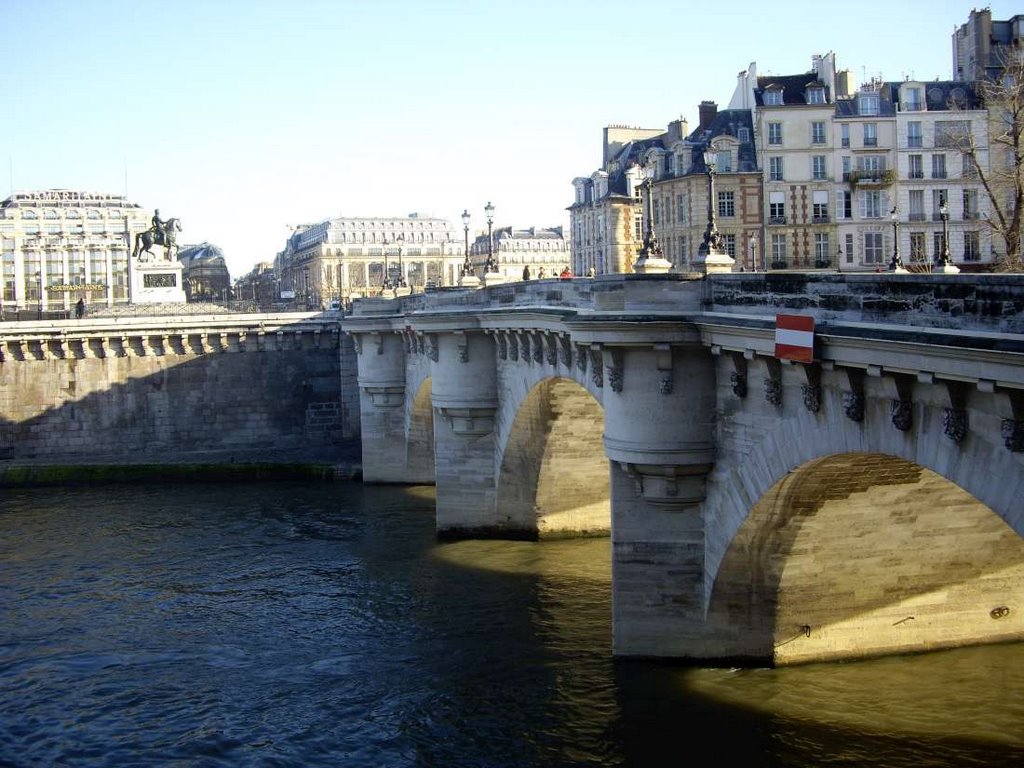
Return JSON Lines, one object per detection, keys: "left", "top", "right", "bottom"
{"left": 698, "top": 100, "right": 718, "bottom": 131}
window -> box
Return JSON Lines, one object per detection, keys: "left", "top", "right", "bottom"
{"left": 859, "top": 92, "right": 880, "bottom": 116}
{"left": 812, "top": 190, "right": 829, "bottom": 222}
{"left": 718, "top": 191, "right": 735, "bottom": 217}
{"left": 814, "top": 233, "right": 830, "bottom": 263}
{"left": 633, "top": 214, "right": 642, "bottom": 241}
{"left": 769, "top": 156, "right": 784, "bottom": 181}
{"left": 841, "top": 123, "right": 850, "bottom": 148}
{"left": 931, "top": 154, "right": 947, "bottom": 179}
{"left": 908, "top": 154, "right": 924, "bottom": 179}
{"left": 737, "top": 127, "right": 750, "bottom": 143}
{"left": 769, "top": 192, "right": 786, "bottom": 223}
{"left": 910, "top": 232, "right": 927, "bottom": 262}
{"left": 964, "top": 230, "right": 980, "bottom": 261}
{"left": 763, "top": 89, "right": 783, "bottom": 105}
{"left": 770, "top": 234, "right": 786, "bottom": 268}
{"left": 934, "top": 231, "right": 948, "bottom": 259}
{"left": 963, "top": 188, "right": 979, "bottom": 219}
{"left": 934, "top": 120, "right": 969, "bottom": 148}
{"left": 811, "top": 121, "right": 826, "bottom": 144}
{"left": 722, "top": 234, "right": 736, "bottom": 257}
{"left": 864, "top": 232, "right": 884, "bottom": 264}
{"left": 908, "top": 189, "right": 925, "bottom": 220}
{"left": 932, "top": 189, "right": 948, "bottom": 220}
{"left": 845, "top": 233, "right": 855, "bottom": 263}
{"left": 863, "top": 122, "right": 878, "bottom": 146}
{"left": 907, "top": 121, "right": 923, "bottom": 148}
{"left": 653, "top": 199, "right": 660, "bottom": 226}
{"left": 904, "top": 87, "right": 923, "bottom": 111}
{"left": 716, "top": 150, "right": 732, "bottom": 172}
{"left": 861, "top": 189, "right": 884, "bottom": 219}
{"left": 836, "top": 190, "right": 852, "bottom": 220}
{"left": 807, "top": 87, "right": 826, "bottom": 104}
{"left": 812, "top": 155, "right": 827, "bottom": 180}
{"left": 677, "top": 193, "right": 687, "bottom": 225}
{"left": 768, "top": 123, "right": 782, "bottom": 145}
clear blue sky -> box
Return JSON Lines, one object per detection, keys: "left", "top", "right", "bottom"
{"left": 3, "top": 0, "right": 1009, "bottom": 278}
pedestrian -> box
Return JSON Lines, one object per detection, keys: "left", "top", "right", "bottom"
{"left": 538, "top": 266, "right": 546, "bottom": 279}
{"left": 585, "top": 265, "right": 595, "bottom": 277}
{"left": 522, "top": 265, "right": 531, "bottom": 281}
{"left": 75, "top": 298, "right": 85, "bottom": 319}
{"left": 559, "top": 266, "right": 572, "bottom": 280}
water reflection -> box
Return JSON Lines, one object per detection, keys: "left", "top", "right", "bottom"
{"left": 1, "top": 482, "right": 1022, "bottom": 768}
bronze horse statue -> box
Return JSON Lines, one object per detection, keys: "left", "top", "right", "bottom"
{"left": 134, "top": 218, "right": 181, "bottom": 261}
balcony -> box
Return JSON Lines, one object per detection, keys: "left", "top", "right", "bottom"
{"left": 932, "top": 170, "right": 948, "bottom": 179}
{"left": 964, "top": 210, "right": 981, "bottom": 220}
{"left": 907, "top": 136, "right": 923, "bottom": 148}
{"left": 908, "top": 170, "right": 924, "bottom": 179}
{"left": 769, "top": 216, "right": 787, "bottom": 225}
{"left": 812, "top": 214, "right": 830, "bottom": 224}
{"left": 908, "top": 212, "right": 927, "bottom": 222}
{"left": 843, "top": 169, "right": 895, "bottom": 186}
{"left": 863, "top": 137, "right": 878, "bottom": 147}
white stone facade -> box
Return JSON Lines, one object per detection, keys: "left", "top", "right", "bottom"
{"left": 0, "top": 190, "right": 151, "bottom": 313}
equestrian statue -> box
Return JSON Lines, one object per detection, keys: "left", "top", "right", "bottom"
{"left": 133, "top": 209, "right": 182, "bottom": 261}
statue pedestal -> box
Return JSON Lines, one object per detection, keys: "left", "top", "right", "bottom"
{"left": 483, "top": 272, "right": 510, "bottom": 287}
{"left": 458, "top": 273, "right": 481, "bottom": 288}
{"left": 131, "top": 247, "right": 186, "bottom": 304}
{"left": 633, "top": 255, "right": 674, "bottom": 274}
{"left": 933, "top": 262, "right": 961, "bottom": 275}
{"left": 693, "top": 249, "right": 735, "bottom": 276}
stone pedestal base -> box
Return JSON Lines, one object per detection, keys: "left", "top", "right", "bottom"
{"left": 458, "top": 273, "right": 481, "bottom": 288}
{"left": 693, "top": 250, "right": 735, "bottom": 276}
{"left": 633, "top": 256, "right": 674, "bottom": 274}
{"left": 482, "top": 272, "right": 510, "bottom": 287}
{"left": 933, "top": 262, "right": 961, "bottom": 274}
{"left": 131, "top": 248, "right": 186, "bottom": 304}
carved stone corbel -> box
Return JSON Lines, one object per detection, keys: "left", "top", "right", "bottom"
{"left": 606, "top": 348, "right": 623, "bottom": 393}
{"left": 426, "top": 334, "right": 439, "bottom": 362}
{"left": 886, "top": 373, "right": 915, "bottom": 431}
{"left": 654, "top": 343, "right": 673, "bottom": 396}
{"left": 590, "top": 345, "right": 604, "bottom": 388}
{"left": 992, "top": 387, "right": 1024, "bottom": 452}
{"left": 617, "top": 462, "right": 709, "bottom": 507}
{"left": 532, "top": 332, "right": 543, "bottom": 364}
{"left": 559, "top": 335, "right": 571, "bottom": 367}
{"left": 941, "top": 380, "right": 969, "bottom": 443}
{"left": 545, "top": 333, "right": 557, "bottom": 366}
{"left": 454, "top": 331, "right": 469, "bottom": 363}
{"left": 497, "top": 332, "right": 508, "bottom": 361}
{"left": 842, "top": 367, "right": 865, "bottom": 422}
{"left": 728, "top": 352, "right": 747, "bottom": 398}
{"left": 764, "top": 358, "right": 782, "bottom": 407}
{"left": 509, "top": 332, "right": 519, "bottom": 361}
{"left": 575, "top": 343, "right": 588, "bottom": 373}
{"left": 800, "top": 363, "right": 822, "bottom": 414}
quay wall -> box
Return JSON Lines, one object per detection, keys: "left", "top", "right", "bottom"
{"left": 0, "top": 314, "right": 357, "bottom": 463}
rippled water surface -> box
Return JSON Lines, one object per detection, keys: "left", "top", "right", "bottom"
{"left": 2, "top": 483, "right": 1022, "bottom": 767}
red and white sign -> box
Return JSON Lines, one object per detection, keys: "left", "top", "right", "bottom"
{"left": 774, "top": 314, "right": 815, "bottom": 363}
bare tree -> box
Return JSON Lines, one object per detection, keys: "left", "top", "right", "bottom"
{"left": 961, "top": 51, "right": 1024, "bottom": 271}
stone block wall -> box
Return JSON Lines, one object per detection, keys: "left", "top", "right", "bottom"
{"left": 0, "top": 329, "right": 345, "bottom": 461}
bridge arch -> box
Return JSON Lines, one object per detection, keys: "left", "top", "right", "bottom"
{"left": 706, "top": 453, "right": 1024, "bottom": 665}
{"left": 406, "top": 377, "right": 434, "bottom": 484}
{"left": 495, "top": 376, "right": 609, "bottom": 539}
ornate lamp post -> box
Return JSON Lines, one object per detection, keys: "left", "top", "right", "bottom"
{"left": 693, "top": 148, "right": 735, "bottom": 275}
{"left": 461, "top": 209, "right": 472, "bottom": 278}
{"left": 484, "top": 201, "right": 496, "bottom": 273}
{"left": 836, "top": 243, "right": 843, "bottom": 273}
{"left": 36, "top": 271, "right": 42, "bottom": 319}
{"left": 396, "top": 233, "right": 406, "bottom": 288}
{"left": 749, "top": 233, "right": 757, "bottom": 272}
{"left": 382, "top": 238, "right": 391, "bottom": 290}
{"left": 632, "top": 174, "right": 672, "bottom": 274}
{"left": 933, "top": 195, "right": 960, "bottom": 274}
{"left": 889, "top": 206, "right": 907, "bottom": 272}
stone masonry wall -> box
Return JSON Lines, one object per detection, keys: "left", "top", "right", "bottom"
{"left": 0, "top": 340, "right": 344, "bottom": 461}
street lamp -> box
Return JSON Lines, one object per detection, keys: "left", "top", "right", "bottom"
{"left": 36, "top": 271, "right": 42, "bottom": 319}
{"left": 698, "top": 149, "right": 723, "bottom": 258}
{"left": 396, "top": 233, "right": 406, "bottom": 287}
{"left": 484, "top": 201, "right": 497, "bottom": 273}
{"left": 461, "top": 209, "right": 472, "bottom": 278}
{"left": 938, "top": 196, "right": 953, "bottom": 268}
{"left": 888, "top": 207, "right": 906, "bottom": 272}
{"left": 748, "top": 233, "right": 757, "bottom": 272}
{"left": 638, "top": 176, "right": 664, "bottom": 261}
{"left": 836, "top": 243, "right": 843, "bottom": 273}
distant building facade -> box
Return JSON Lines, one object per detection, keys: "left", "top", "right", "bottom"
{"left": 177, "top": 242, "right": 232, "bottom": 302}
{"left": 953, "top": 8, "right": 1024, "bottom": 82}
{"left": 468, "top": 226, "right": 569, "bottom": 279}
{"left": 0, "top": 190, "right": 149, "bottom": 312}
{"left": 276, "top": 213, "right": 464, "bottom": 307}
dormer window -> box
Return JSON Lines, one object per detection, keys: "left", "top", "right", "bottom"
{"left": 903, "top": 86, "right": 923, "bottom": 111}
{"left": 858, "top": 92, "right": 880, "bottom": 116}
{"left": 763, "top": 88, "right": 783, "bottom": 106}
{"left": 806, "top": 86, "right": 825, "bottom": 104}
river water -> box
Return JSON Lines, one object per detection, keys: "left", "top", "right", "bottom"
{"left": 1, "top": 482, "right": 1022, "bottom": 767}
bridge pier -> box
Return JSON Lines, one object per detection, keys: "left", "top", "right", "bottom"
{"left": 430, "top": 331, "right": 508, "bottom": 538}
{"left": 355, "top": 331, "right": 410, "bottom": 483}
{"left": 601, "top": 343, "right": 720, "bottom": 657}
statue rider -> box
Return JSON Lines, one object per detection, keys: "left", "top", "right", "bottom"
{"left": 152, "top": 209, "right": 166, "bottom": 247}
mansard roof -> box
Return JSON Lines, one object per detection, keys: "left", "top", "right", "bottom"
{"left": 886, "top": 80, "right": 983, "bottom": 111}
{"left": 754, "top": 73, "right": 830, "bottom": 106}
{"left": 685, "top": 109, "right": 758, "bottom": 174}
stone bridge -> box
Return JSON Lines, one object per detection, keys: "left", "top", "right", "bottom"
{"left": 345, "top": 273, "right": 1024, "bottom": 666}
